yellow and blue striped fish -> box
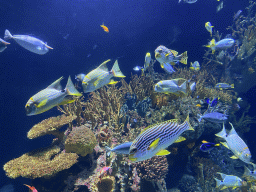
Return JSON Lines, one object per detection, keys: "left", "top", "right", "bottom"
{"left": 215, "top": 123, "right": 251, "bottom": 164}
{"left": 82, "top": 59, "right": 125, "bottom": 93}
{"left": 215, "top": 172, "right": 243, "bottom": 190}
{"left": 25, "top": 76, "right": 82, "bottom": 116}
{"left": 129, "top": 115, "right": 194, "bottom": 162}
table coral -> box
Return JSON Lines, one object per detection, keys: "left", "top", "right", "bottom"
{"left": 65, "top": 125, "right": 97, "bottom": 156}
{"left": 3, "top": 145, "right": 78, "bottom": 179}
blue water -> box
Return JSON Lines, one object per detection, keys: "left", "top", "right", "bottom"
{"left": 0, "top": 0, "right": 251, "bottom": 190}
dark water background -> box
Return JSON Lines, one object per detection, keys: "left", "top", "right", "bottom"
{"left": 0, "top": 0, "right": 252, "bottom": 190}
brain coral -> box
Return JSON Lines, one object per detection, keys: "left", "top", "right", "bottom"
{"left": 3, "top": 145, "right": 78, "bottom": 179}
{"left": 65, "top": 125, "right": 97, "bottom": 156}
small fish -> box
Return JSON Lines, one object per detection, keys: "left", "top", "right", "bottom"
{"left": 155, "top": 45, "right": 188, "bottom": 66}
{"left": 129, "top": 115, "right": 194, "bottom": 162}
{"left": 133, "top": 66, "right": 144, "bottom": 72}
{"left": 178, "top": 0, "right": 197, "bottom": 3}
{"left": 144, "top": 52, "right": 151, "bottom": 70}
{"left": 234, "top": 10, "right": 242, "bottom": 20}
{"left": 237, "top": 97, "right": 243, "bottom": 102}
{"left": 216, "top": 123, "right": 251, "bottom": 164}
{"left": 200, "top": 140, "right": 220, "bottom": 152}
{"left": 205, "top": 22, "right": 214, "bottom": 36}
{"left": 160, "top": 62, "right": 176, "bottom": 74}
{"left": 215, "top": 83, "right": 234, "bottom": 90}
{"left": 196, "top": 104, "right": 201, "bottom": 107}
{"left": 105, "top": 142, "right": 133, "bottom": 156}
{"left": 87, "top": 53, "right": 91, "bottom": 58}
{"left": 205, "top": 38, "right": 235, "bottom": 54}
{"left": 190, "top": 61, "right": 200, "bottom": 71}
{"left": 100, "top": 23, "right": 109, "bottom": 33}
{"left": 154, "top": 79, "right": 187, "bottom": 95}
{"left": 25, "top": 76, "right": 82, "bottom": 115}
{"left": 24, "top": 184, "right": 38, "bottom": 192}
{"left": 81, "top": 60, "right": 125, "bottom": 93}
{"left": 215, "top": 172, "right": 243, "bottom": 190}
{"left": 4, "top": 30, "right": 53, "bottom": 55}
{"left": 198, "top": 112, "right": 228, "bottom": 124}
{"left": 190, "top": 82, "right": 196, "bottom": 92}
{"left": 0, "top": 38, "right": 10, "bottom": 52}
{"left": 244, "top": 164, "right": 256, "bottom": 179}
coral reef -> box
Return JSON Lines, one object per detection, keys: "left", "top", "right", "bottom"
{"left": 3, "top": 145, "right": 78, "bottom": 179}
{"left": 65, "top": 125, "right": 97, "bottom": 156}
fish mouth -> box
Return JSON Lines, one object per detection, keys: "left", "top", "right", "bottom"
{"left": 155, "top": 53, "right": 160, "bottom": 58}
{"left": 128, "top": 154, "right": 137, "bottom": 162}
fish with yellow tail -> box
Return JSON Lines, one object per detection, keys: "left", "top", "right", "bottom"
{"left": 205, "top": 38, "right": 235, "bottom": 54}
{"left": 128, "top": 115, "right": 194, "bottom": 162}
{"left": 155, "top": 45, "right": 188, "bottom": 66}
{"left": 215, "top": 83, "right": 234, "bottom": 90}
{"left": 25, "top": 76, "right": 82, "bottom": 116}
{"left": 215, "top": 172, "right": 244, "bottom": 190}
{"left": 215, "top": 123, "right": 252, "bottom": 164}
{"left": 190, "top": 61, "right": 200, "bottom": 71}
{"left": 144, "top": 52, "right": 151, "bottom": 71}
{"left": 205, "top": 22, "right": 214, "bottom": 36}
{"left": 81, "top": 59, "right": 125, "bottom": 93}
{"left": 154, "top": 78, "right": 187, "bottom": 96}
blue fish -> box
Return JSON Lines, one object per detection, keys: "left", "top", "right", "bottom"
{"left": 211, "top": 97, "right": 218, "bottom": 107}
{"left": 200, "top": 140, "right": 220, "bottom": 152}
{"left": 205, "top": 98, "right": 210, "bottom": 104}
{"left": 105, "top": 142, "right": 133, "bottom": 156}
{"left": 198, "top": 112, "right": 228, "bottom": 124}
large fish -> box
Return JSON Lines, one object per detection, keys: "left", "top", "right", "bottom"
{"left": 198, "top": 112, "right": 228, "bottom": 124}
{"left": 205, "top": 38, "right": 235, "bottom": 54}
{"left": 215, "top": 172, "right": 243, "bottom": 190}
{"left": 128, "top": 115, "right": 194, "bottom": 162}
{"left": 25, "top": 76, "right": 82, "bottom": 115}
{"left": 4, "top": 30, "right": 53, "bottom": 55}
{"left": 81, "top": 59, "right": 125, "bottom": 93}
{"left": 154, "top": 79, "right": 187, "bottom": 95}
{"left": 215, "top": 123, "right": 251, "bottom": 164}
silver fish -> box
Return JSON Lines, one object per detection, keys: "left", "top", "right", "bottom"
{"left": 215, "top": 172, "right": 243, "bottom": 190}
{"left": 0, "top": 38, "right": 10, "bottom": 52}
{"left": 4, "top": 29, "right": 53, "bottom": 55}
{"left": 198, "top": 112, "right": 228, "bottom": 124}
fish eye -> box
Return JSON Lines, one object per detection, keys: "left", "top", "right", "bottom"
{"left": 130, "top": 148, "right": 137, "bottom": 154}
{"left": 158, "top": 49, "right": 162, "bottom": 53}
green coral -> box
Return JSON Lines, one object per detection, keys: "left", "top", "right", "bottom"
{"left": 3, "top": 145, "right": 78, "bottom": 179}
{"left": 65, "top": 125, "right": 97, "bottom": 156}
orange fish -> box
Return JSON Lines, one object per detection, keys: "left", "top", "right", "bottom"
{"left": 24, "top": 184, "right": 38, "bottom": 192}
{"left": 196, "top": 104, "right": 202, "bottom": 107}
{"left": 100, "top": 23, "right": 109, "bottom": 33}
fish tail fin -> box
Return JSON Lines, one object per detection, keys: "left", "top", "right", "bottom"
{"left": 179, "top": 51, "right": 188, "bottom": 64}
{"left": 215, "top": 143, "right": 220, "bottom": 146}
{"left": 111, "top": 60, "right": 126, "bottom": 78}
{"left": 105, "top": 146, "right": 112, "bottom": 156}
{"left": 244, "top": 166, "right": 252, "bottom": 176}
{"left": 4, "top": 30, "right": 13, "bottom": 40}
{"left": 214, "top": 178, "right": 222, "bottom": 188}
{"left": 65, "top": 76, "right": 82, "bottom": 96}
{"left": 197, "top": 114, "right": 202, "bottom": 122}
{"left": 231, "top": 84, "right": 234, "bottom": 88}
{"left": 182, "top": 115, "right": 194, "bottom": 131}
{"left": 180, "top": 81, "right": 187, "bottom": 94}
{"left": 215, "top": 123, "right": 227, "bottom": 138}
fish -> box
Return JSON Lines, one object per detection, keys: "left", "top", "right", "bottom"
{"left": 133, "top": 66, "right": 144, "bottom": 72}
{"left": 105, "top": 142, "right": 133, "bottom": 156}
{"left": 215, "top": 123, "right": 251, "bottom": 164}
{"left": 244, "top": 165, "right": 256, "bottom": 179}
{"left": 0, "top": 38, "right": 10, "bottom": 52}
{"left": 160, "top": 62, "right": 176, "bottom": 74}
{"left": 128, "top": 115, "right": 194, "bottom": 162}
{"left": 205, "top": 22, "right": 214, "bottom": 36}
{"left": 25, "top": 76, "right": 82, "bottom": 116}
{"left": 178, "top": 0, "right": 197, "bottom": 3}
{"left": 100, "top": 23, "right": 109, "bottom": 33}
{"left": 211, "top": 97, "right": 218, "bottom": 107}
{"left": 215, "top": 83, "right": 234, "bottom": 90}
{"left": 24, "top": 184, "right": 38, "bottom": 192}
{"left": 200, "top": 140, "right": 220, "bottom": 152}
{"left": 144, "top": 52, "right": 151, "bottom": 70}
{"left": 196, "top": 104, "right": 201, "bottom": 107}
{"left": 154, "top": 79, "right": 187, "bottom": 95}
{"left": 215, "top": 172, "right": 243, "bottom": 190}
{"left": 81, "top": 59, "right": 125, "bottom": 93}
{"left": 205, "top": 98, "right": 210, "bottom": 104}
{"left": 190, "top": 82, "right": 196, "bottom": 92}
{"left": 216, "top": 1, "right": 224, "bottom": 13}
{"left": 234, "top": 10, "right": 242, "bottom": 20}
{"left": 237, "top": 97, "right": 243, "bottom": 102}
{"left": 189, "top": 61, "right": 200, "bottom": 71}
{"left": 4, "top": 30, "right": 53, "bottom": 55}
{"left": 155, "top": 45, "right": 188, "bottom": 66}
{"left": 198, "top": 112, "right": 228, "bottom": 124}
{"left": 205, "top": 38, "right": 235, "bottom": 54}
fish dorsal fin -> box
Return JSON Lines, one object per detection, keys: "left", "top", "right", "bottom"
{"left": 97, "top": 59, "right": 111, "bottom": 72}
{"left": 149, "top": 138, "right": 160, "bottom": 150}
{"left": 47, "top": 77, "right": 63, "bottom": 90}
{"left": 170, "top": 49, "right": 178, "bottom": 56}
{"left": 141, "top": 119, "right": 178, "bottom": 134}
{"left": 202, "top": 140, "right": 208, "bottom": 143}
{"left": 228, "top": 122, "right": 237, "bottom": 136}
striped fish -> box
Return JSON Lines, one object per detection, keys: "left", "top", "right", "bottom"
{"left": 129, "top": 115, "right": 194, "bottom": 162}
{"left": 25, "top": 76, "right": 82, "bottom": 116}
{"left": 215, "top": 172, "right": 243, "bottom": 190}
{"left": 81, "top": 59, "right": 125, "bottom": 93}
{"left": 215, "top": 123, "right": 251, "bottom": 164}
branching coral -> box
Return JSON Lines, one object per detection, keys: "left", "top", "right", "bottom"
{"left": 3, "top": 145, "right": 78, "bottom": 179}
{"left": 27, "top": 114, "right": 77, "bottom": 140}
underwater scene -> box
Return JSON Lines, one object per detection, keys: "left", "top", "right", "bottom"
{"left": 1, "top": 0, "right": 256, "bottom": 191}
